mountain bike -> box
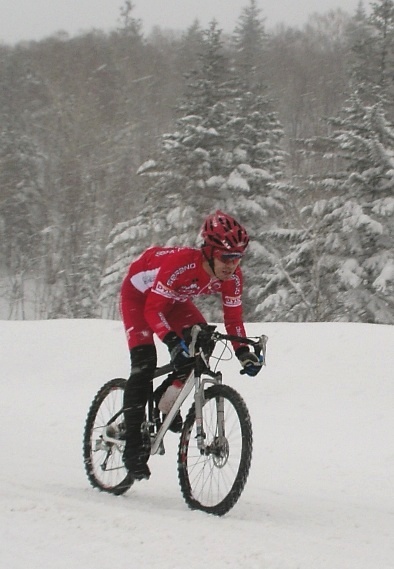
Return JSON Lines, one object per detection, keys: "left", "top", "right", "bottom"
{"left": 83, "top": 324, "right": 267, "bottom": 516}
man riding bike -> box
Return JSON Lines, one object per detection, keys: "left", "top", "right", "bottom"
{"left": 120, "top": 210, "right": 263, "bottom": 480}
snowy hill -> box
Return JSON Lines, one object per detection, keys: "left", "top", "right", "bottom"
{"left": 1, "top": 319, "right": 393, "bottom": 569}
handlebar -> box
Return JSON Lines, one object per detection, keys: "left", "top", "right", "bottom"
{"left": 153, "top": 324, "right": 268, "bottom": 380}
{"left": 190, "top": 324, "right": 268, "bottom": 365}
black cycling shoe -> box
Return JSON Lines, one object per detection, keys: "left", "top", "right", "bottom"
{"left": 129, "top": 462, "right": 151, "bottom": 481}
{"left": 124, "top": 457, "right": 151, "bottom": 480}
{"left": 123, "top": 446, "right": 151, "bottom": 480}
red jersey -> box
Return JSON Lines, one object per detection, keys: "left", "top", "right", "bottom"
{"left": 121, "top": 246, "right": 246, "bottom": 347}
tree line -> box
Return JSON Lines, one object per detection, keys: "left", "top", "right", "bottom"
{"left": 1, "top": 0, "right": 393, "bottom": 323}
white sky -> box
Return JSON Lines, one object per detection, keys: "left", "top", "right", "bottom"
{"left": 1, "top": 0, "right": 363, "bottom": 45}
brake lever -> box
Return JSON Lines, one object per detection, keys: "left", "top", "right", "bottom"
{"left": 239, "top": 335, "right": 268, "bottom": 375}
{"left": 257, "top": 335, "right": 268, "bottom": 366}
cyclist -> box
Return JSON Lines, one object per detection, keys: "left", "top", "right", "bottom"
{"left": 120, "top": 210, "right": 263, "bottom": 480}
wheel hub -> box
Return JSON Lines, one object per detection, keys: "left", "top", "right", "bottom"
{"left": 206, "top": 436, "right": 229, "bottom": 467}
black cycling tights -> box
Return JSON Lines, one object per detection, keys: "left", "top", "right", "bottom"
{"left": 123, "top": 344, "right": 157, "bottom": 450}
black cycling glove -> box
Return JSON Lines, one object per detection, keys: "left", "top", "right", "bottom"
{"left": 163, "top": 331, "right": 194, "bottom": 371}
{"left": 235, "top": 346, "right": 263, "bottom": 377}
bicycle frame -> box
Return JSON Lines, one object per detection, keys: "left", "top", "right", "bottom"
{"left": 150, "top": 325, "right": 221, "bottom": 455}
{"left": 102, "top": 325, "right": 267, "bottom": 456}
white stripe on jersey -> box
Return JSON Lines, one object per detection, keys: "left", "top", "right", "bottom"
{"left": 130, "top": 269, "right": 159, "bottom": 293}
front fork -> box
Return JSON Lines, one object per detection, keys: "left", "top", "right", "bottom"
{"left": 194, "top": 371, "right": 223, "bottom": 452}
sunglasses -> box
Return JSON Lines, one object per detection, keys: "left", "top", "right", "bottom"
{"left": 214, "top": 250, "right": 244, "bottom": 264}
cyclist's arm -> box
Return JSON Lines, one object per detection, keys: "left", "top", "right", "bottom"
{"left": 222, "top": 270, "right": 248, "bottom": 351}
{"left": 144, "top": 287, "right": 180, "bottom": 341}
{"left": 143, "top": 251, "right": 192, "bottom": 340}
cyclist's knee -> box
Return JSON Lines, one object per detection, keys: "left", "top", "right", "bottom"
{"left": 129, "top": 344, "right": 157, "bottom": 378}
{"left": 125, "top": 344, "right": 156, "bottom": 409}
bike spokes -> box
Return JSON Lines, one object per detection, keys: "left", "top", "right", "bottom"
{"left": 178, "top": 384, "right": 253, "bottom": 516}
{"left": 83, "top": 378, "right": 134, "bottom": 495}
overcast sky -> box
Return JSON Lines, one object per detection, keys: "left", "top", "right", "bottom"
{"left": 1, "top": 0, "right": 363, "bottom": 45}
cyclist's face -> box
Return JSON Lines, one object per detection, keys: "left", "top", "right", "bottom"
{"left": 213, "top": 255, "right": 241, "bottom": 280}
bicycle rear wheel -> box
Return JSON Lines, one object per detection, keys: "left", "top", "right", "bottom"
{"left": 178, "top": 384, "right": 253, "bottom": 516}
{"left": 83, "top": 378, "right": 134, "bottom": 495}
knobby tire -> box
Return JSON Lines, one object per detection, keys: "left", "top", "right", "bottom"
{"left": 177, "top": 384, "right": 253, "bottom": 516}
{"left": 83, "top": 378, "right": 134, "bottom": 495}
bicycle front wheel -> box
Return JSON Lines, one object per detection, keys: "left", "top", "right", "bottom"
{"left": 83, "top": 378, "right": 133, "bottom": 495}
{"left": 178, "top": 384, "right": 253, "bottom": 516}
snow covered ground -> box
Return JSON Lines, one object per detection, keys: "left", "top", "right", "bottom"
{"left": 1, "top": 319, "right": 393, "bottom": 569}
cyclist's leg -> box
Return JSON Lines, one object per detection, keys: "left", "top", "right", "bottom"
{"left": 123, "top": 344, "right": 157, "bottom": 479}
{"left": 120, "top": 289, "right": 157, "bottom": 479}
{"left": 167, "top": 299, "right": 207, "bottom": 339}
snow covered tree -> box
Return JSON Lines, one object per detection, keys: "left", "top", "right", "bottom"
{"left": 232, "top": 0, "right": 267, "bottom": 89}
{"left": 0, "top": 45, "right": 50, "bottom": 317}
{"left": 256, "top": 91, "right": 394, "bottom": 323}
{"left": 258, "top": 3, "right": 394, "bottom": 324}
{"left": 101, "top": 21, "right": 233, "bottom": 312}
{"left": 350, "top": 0, "right": 394, "bottom": 109}
{"left": 103, "top": 20, "right": 290, "bottom": 321}
{"left": 175, "top": 20, "right": 205, "bottom": 78}
{"left": 0, "top": 133, "right": 46, "bottom": 318}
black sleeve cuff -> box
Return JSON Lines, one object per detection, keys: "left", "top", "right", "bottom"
{"left": 163, "top": 331, "right": 180, "bottom": 350}
{"left": 235, "top": 346, "right": 250, "bottom": 359}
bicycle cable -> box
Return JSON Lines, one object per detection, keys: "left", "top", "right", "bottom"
{"left": 212, "top": 339, "right": 233, "bottom": 373}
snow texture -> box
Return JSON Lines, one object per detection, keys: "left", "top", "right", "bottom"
{"left": 0, "top": 319, "right": 393, "bottom": 569}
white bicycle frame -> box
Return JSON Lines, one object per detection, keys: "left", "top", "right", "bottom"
{"left": 102, "top": 324, "right": 268, "bottom": 457}
{"left": 150, "top": 324, "right": 220, "bottom": 455}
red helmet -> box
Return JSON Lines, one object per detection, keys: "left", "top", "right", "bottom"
{"left": 201, "top": 211, "right": 249, "bottom": 253}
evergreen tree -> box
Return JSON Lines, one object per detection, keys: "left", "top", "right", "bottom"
{"left": 117, "top": 0, "right": 143, "bottom": 39}
{"left": 175, "top": 20, "right": 205, "bottom": 78}
{"left": 257, "top": 91, "right": 394, "bottom": 323}
{"left": 232, "top": 0, "right": 267, "bottom": 89}
{"left": 0, "top": 47, "right": 49, "bottom": 317}
{"left": 257, "top": 3, "right": 394, "bottom": 324}
{"left": 66, "top": 238, "right": 104, "bottom": 318}
{"left": 101, "top": 21, "right": 233, "bottom": 313}
{"left": 103, "top": 20, "right": 289, "bottom": 321}
{"left": 350, "top": 0, "right": 394, "bottom": 108}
